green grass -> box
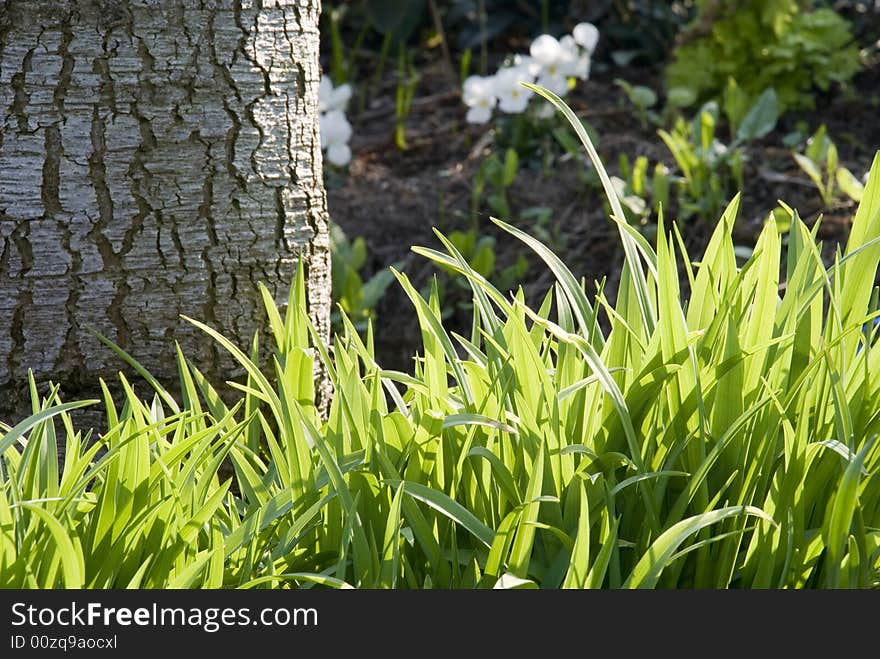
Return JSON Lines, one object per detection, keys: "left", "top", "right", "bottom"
{"left": 2, "top": 90, "right": 880, "bottom": 589}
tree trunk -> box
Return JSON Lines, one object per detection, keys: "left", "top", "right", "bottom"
{"left": 0, "top": 0, "right": 331, "bottom": 408}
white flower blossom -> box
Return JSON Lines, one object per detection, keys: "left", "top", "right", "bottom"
{"left": 573, "top": 22, "right": 599, "bottom": 54}
{"left": 319, "top": 76, "right": 352, "bottom": 113}
{"left": 494, "top": 67, "right": 534, "bottom": 114}
{"left": 576, "top": 54, "right": 591, "bottom": 80}
{"left": 459, "top": 25, "right": 599, "bottom": 122}
{"left": 530, "top": 34, "right": 572, "bottom": 96}
{"left": 535, "top": 69, "right": 570, "bottom": 97}
{"left": 463, "top": 75, "right": 498, "bottom": 124}
{"left": 326, "top": 143, "right": 352, "bottom": 167}
{"left": 512, "top": 54, "right": 542, "bottom": 79}
{"left": 563, "top": 36, "right": 591, "bottom": 81}
{"left": 560, "top": 36, "right": 588, "bottom": 78}
{"left": 530, "top": 34, "right": 563, "bottom": 67}
{"left": 320, "top": 109, "right": 353, "bottom": 166}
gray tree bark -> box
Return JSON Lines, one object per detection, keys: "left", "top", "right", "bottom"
{"left": 0, "top": 0, "right": 331, "bottom": 407}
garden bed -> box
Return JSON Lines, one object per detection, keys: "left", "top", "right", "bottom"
{"left": 4, "top": 3, "right": 880, "bottom": 592}
{"left": 328, "top": 57, "right": 880, "bottom": 372}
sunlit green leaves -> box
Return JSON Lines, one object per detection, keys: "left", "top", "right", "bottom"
{"left": 2, "top": 95, "right": 879, "bottom": 589}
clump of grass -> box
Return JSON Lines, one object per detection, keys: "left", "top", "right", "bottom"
{"left": 2, "top": 89, "right": 880, "bottom": 589}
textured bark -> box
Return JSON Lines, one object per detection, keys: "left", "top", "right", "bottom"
{"left": 0, "top": 0, "right": 331, "bottom": 407}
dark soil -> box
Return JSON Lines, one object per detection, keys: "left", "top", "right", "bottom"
{"left": 328, "top": 58, "right": 880, "bottom": 373}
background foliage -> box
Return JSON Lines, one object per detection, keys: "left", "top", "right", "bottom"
{"left": 667, "top": 0, "right": 862, "bottom": 112}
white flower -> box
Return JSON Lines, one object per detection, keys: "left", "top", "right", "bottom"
{"left": 572, "top": 54, "right": 590, "bottom": 81}
{"left": 573, "top": 22, "right": 599, "bottom": 54}
{"left": 494, "top": 67, "right": 534, "bottom": 114}
{"left": 512, "top": 54, "right": 542, "bottom": 78}
{"left": 460, "top": 26, "right": 599, "bottom": 122}
{"left": 326, "top": 143, "right": 352, "bottom": 167}
{"left": 559, "top": 36, "right": 582, "bottom": 76}
{"left": 320, "top": 110, "right": 352, "bottom": 148}
{"left": 463, "top": 75, "right": 498, "bottom": 124}
{"left": 530, "top": 34, "right": 572, "bottom": 96}
{"left": 320, "top": 109, "right": 352, "bottom": 166}
{"left": 535, "top": 68, "right": 569, "bottom": 97}
{"left": 319, "top": 76, "right": 352, "bottom": 113}
{"left": 466, "top": 105, "right": 493, "bottom": 124}
{"left": 530, "top": 34, "right": 562, "bottom": 67}
{"left": 566, "top": 38, "right": 591, "bottom": 81}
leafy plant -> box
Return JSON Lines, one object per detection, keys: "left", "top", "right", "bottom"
{"left": 321, "top": 0, "right": 424, "bottom": 118}
{"left": 330, "top": 223, "right": 397, "bottom": 334}
{"left": 427, "top": 225, "right": 528, "bottom": 318}
{"left": 667, "top": 0, "right": 862, "bottom": 115}
{"left": 472, "top": 147, "right": 519, "bottom": 221}
{"left": 658, "top": 90, "right": 778, "bottom": 221}
{"left": 3, "top": 88, "right": 880, "bottom": 590}
{"left": 615, "top": 78, "right": 659, "bottom": 129}
{"left": 658, "top": 104, "right": 742, "bottom": 221}
{"left": 550, "top": 116, "right": 603, "bottom": 187}
{"left": 613, "top": 154, "right": 670, "bottom": 229}
{"left": 394, "top": 48, "right": 420, "bottom": 150}
{"left": 793, "top": 125, "right": 866, "bottom": 206}
{"left": 447, "top": 227, "right": 528, "bottom": 292}
{"left": 323, "top": 3, "right": 371, "bottom": 86}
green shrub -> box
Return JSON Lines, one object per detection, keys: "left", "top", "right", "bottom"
{"left": 667, "top": 0, "right": 861, "bottom": 114}
{"left": 2, "top": 89, "right": 880, "bottom": 589}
